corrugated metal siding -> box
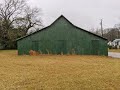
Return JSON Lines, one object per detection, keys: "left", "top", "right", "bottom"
{"left": 17, "top": 17, "right": 108, "bottom": 56}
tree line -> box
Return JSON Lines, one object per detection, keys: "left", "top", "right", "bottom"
{"left": 90, "top": 24, "right": 120, "bottom": 41}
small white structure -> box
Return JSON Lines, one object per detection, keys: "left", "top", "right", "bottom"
{"left": 112, "top": 39, "right": 120, "bottom": 49}
{"left": 108, "top": 41, "right": 113, "bottom": 46}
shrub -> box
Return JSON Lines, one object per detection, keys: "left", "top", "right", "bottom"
{"left": 29, "top": 50, "right": 39, "bottom": 56}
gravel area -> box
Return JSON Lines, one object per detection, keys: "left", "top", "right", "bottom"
{"left": 108, "top": 52, "right": 120, "bottom": 58}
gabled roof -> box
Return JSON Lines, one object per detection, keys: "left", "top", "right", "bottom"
{"left": 113, "top": 39, "right": 120, "bottom": 42}
{"left": 16, "top": 15, "right": 107, "bottom": 41}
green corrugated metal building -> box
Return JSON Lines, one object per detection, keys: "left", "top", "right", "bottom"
{"left": 17, "top": 15, "right": 108, "bottom": 56}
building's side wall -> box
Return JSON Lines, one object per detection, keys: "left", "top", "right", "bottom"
{"left": 17, "top": 17, "right": 108, "bottom": 56}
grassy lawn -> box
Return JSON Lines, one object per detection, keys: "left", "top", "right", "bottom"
{"left": 0, "top": 50, "right": 120, "bottom": 90}
{"left": 109, "top": 49, "right": 120, "bottom": 53}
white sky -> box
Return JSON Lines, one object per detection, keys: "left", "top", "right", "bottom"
{"left": 27, "top": 0, "right": 120, "bottom": 30}
{"left": 1, "top": 0, "right": 120, "bottom": 30}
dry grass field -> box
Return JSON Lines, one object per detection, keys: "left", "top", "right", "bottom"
{"left": 0, "top": 50, "right": 120, "bottom": 90}
{"left": 109, "top": 49, "right": 120, "bottom": 53}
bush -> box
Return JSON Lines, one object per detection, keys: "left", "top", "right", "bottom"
{"left": 29, "top": 50, "right": 39, "bottom": 56}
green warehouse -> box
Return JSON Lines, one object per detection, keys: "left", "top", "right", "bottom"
{"left": 17, "top": 15, "right": 108, "bottom": 56}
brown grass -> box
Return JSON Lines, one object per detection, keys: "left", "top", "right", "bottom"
{"left": 109, "top": 49, "right": 120, "bottom": 53}
{"left": 0, "top": 50, "right": 120, "bottom": 90}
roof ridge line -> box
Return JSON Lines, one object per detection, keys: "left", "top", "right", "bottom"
{"left": 16, "top": 15, "right": 107, "bottom": 41}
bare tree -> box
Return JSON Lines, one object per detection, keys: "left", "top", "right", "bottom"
{"left": 15, "top": 6, "right": 43, "bottom": 34}
{"left": 0, "top": 0, "right": 43, "bottom": 49}
{"left": 114, "top": 24, "right": 120, "bottom": 38}
{"left": 90, "top": 28, "right": 102, "bottom": 36}
{"left": 0, "top": 0, "right": 25, "bottom": 28}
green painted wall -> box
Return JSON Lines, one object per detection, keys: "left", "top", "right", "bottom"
{"left": 17, "top": 16, "right": 108, "bottom": 56}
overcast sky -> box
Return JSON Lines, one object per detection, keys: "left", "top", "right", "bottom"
{"left": 28, "top": 0, "right": 120, "bottom": 30}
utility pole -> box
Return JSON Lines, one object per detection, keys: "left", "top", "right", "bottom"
{"left": 100, "top": 19, "right": 103, "bottom": 37}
